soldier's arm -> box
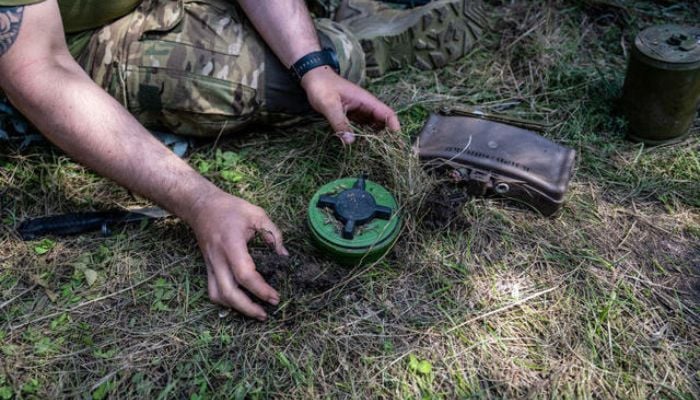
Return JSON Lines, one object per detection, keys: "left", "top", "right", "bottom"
{"left": 237, "top": 0, "right": 401, "bottom": 144}
{"left": 0, "top": 1, "right": 287, "bottom": 320}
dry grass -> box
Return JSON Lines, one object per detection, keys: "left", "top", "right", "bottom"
{"left": 1, "top": 0, "right": 699, "bottom": 398}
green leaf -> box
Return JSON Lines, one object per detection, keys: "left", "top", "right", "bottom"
{"left": 21, "top": 378, "right": 40, "bottom": 394}
{"left": 408, "top": 355, "right": 432, "bottom": 375}
{"left": 92, "top": 381, "right": 112, "bottom": 400}
{"left": 151, "top": 300, "right": 169, "bottom": 312}
{"left": 84, "top": 269, "right": 98, "bottom": 287}
{"left": 50, "top": 313, "right": 69, "bottom": 330}
{"left": 197, "top": 160, "right": 211, "bottom": 174}
{"left": 198, "top": 330, "right": 213, "bottom": 345}
{"left": 417, "top": 360, "right": 432, "bottom": 375}
{"left": 33, "top": 239, "right": 55, "bottom": 255}
{"left": 214, "top": 149, "right": 243, "bottom": 169}
{"left": 220, "top": 151, "right": 241, "bottom": 167}
{"left": 2, "top": 344, "right": 18, "bottom": 356}
{"left": 33, "top": 337, "right": 56, "bottom": 356}
{"left": 0, "top": 386, "right": 13, "bottom": 400}
{"left": 93, "top": 348, "right": 117, "bottom": 359}
{"left": 221, "top": 170, "right": 243, "bottom": 183}
{"left": 383, "top": 339, "right": 394, "bottom": 353}
{"left": 408, "top": 354, "right": 419, "bottom": 371}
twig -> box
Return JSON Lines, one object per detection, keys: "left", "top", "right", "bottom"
{"left": 616, "top": 220, "right": 637, "bottom": 249}
{"left": 90, "top": 367, "right": 125, "bottom": 392}
{"left": 624, "top": 274, "right": 691, "bottom": 295}
{"left": 444, "top": 285, "right": 560, "bottom": 334}
{"left": 505, "top": 18, "right": 546, "bottom": 51}
{"left": 369, "top": 350, "right": 414, "bottom": 382}
{"left": 0, "top": 284, "right": 37, "bottom": 311}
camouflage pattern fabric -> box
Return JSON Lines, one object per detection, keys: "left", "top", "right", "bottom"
{"left": 306, "top": 0, "right": 420, "bottom": 19}
{"left": 307, "top": 0, "right": 343, "bottom": 19}
{"left": 316, "top": 18, "right": 365, "bottom": 86}
{"left": 74, "top": 0, "right": 365, "bottom": 137}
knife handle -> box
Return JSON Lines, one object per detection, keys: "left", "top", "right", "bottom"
{"left": 17, "top": 211, "right": 138, "bottom": 240}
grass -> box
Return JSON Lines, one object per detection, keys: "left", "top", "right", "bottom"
{"left": 1, "top": 0, "right": 699, "bottom": 398}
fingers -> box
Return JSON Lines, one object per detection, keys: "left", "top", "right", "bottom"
{"left": 206, "top": 265, "right": 221, "bottom": 303}
{"left": 346, "top": 86, "right": 401, "bottom": 133}
{"left": 316, "top": 94, "right": 355, "bottom": 145}
{"left": 383, "top": 108, "right": 401, "bottom": 132}
{"left": 257, "top": 217, "right": 289, "bottom": 257}
{"left": 207, "top": 250, "right": 268, "bottom": 321}
{"left": 305, "top": 71, "right": 401, "bottom": 142}
{"left": 196, "top": 196, "right": 288, "bottom": 321}
{"left": 227, "top": 240, "right": 280, "bottom": 306}
{"left": 337, "top": 131, "right": 355, "bottom": 145}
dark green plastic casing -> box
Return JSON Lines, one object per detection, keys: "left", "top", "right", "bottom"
{"left": 622, "top": 25, "right": 700, "bottom": 145}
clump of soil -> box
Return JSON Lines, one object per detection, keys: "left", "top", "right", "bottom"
{"left": 251, "top": 249, "right": 348, "bottom": 294}
{"left": 420, "top": 184, "right": 471, "bottom": 230}
{"left": 579, "top": 0, "right": 630, "bottom": 28}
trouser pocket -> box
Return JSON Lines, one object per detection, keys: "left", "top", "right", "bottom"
{"left": 83, "top": 0, "right": 267, "bottom": 137}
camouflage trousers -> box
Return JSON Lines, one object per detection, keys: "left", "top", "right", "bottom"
{"left": 307, "top": 0, "right": 343, "bottom": 19}
{"left": 73, "top": 0, "right": 365, "bottom": 137}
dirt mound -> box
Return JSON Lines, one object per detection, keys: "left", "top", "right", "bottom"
{"left": 420, "top": 184, "right": 471, "bottom": 230}
{"left": 251, "top": 249, "right": 349, "bottom": 294}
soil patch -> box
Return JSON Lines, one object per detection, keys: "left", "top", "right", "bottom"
{"left": 420, "top": 184, "right": 471, "bottom": 230}
{"left": 251, "top": 249, "right": 349, "bottom": 294}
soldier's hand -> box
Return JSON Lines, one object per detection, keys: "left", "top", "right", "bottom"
{"left": 301, "top": 66, "right": 401, "bottom": 144}
{"left": 189, "top": 192, "right": 288, "bottom": 320}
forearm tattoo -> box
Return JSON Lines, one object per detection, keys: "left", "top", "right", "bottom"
{"left": 0, "top": 6, "right": 24, "bottom": 57}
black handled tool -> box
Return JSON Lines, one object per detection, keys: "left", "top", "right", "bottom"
{"left": 17, "top": 207, "right": 171, "bottom": 240}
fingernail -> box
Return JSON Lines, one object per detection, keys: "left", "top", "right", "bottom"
{"left": 257, "top": 314, "right": 267, "bottom": 322}
{"left": 336, "top": 131, "right": 355, "bottom": 145}
{"left": 281, "top": 247, "right": 290, "bottom": 257}
{"left": 269, "top": 296, "right": 279, "bottom": 306}
{"left": 341, "top": 132, "right": 355, "bottom": 144}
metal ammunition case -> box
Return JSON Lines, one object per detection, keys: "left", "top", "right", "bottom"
{"left": 622, "top": 25, "right": 700, "bottom": 145}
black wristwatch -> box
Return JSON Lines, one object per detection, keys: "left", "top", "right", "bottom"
{"left": 289, "top": 48, "right": 340, "bottom": 82}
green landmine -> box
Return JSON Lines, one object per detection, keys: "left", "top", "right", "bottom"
{"left": 622, "top": 24, "right": 700, "bottom": 145}
{"left": 308, "top": 177, "right": 401, "bottom": 265}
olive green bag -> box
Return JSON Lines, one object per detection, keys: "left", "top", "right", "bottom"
{"left": 414, "top": 108, "right": 577, "bottom": 216}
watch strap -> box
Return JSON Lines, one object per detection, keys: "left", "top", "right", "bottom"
{"left": 289, "top": 48, "right": 340, "bottom": 82}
